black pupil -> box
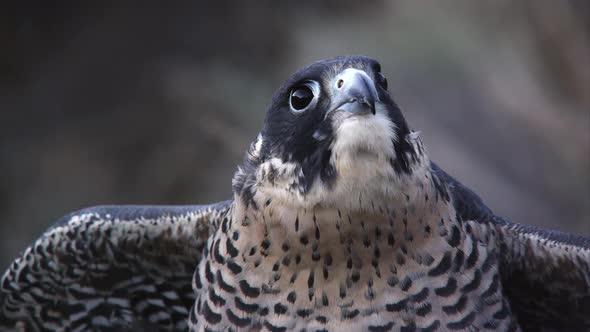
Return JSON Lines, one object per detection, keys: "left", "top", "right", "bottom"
{"left": 290, "top": 86, "right": 313, "bottom": 110}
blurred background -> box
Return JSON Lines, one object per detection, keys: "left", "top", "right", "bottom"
{"left": 1, "top": 1, "right": 589, "bottom": 268}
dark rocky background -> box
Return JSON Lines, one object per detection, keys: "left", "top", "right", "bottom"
{"left": 1, "top": 1, "right": 589, "bottom": 268}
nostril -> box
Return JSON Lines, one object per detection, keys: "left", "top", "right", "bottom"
{"left": 337, "top": 79, "right": 344, "bottom": 89}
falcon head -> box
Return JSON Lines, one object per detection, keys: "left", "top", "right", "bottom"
{"left": 233, "top": 56, "right": 427, "bottom": 210}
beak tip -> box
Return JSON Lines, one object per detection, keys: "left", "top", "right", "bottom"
{"left": 361, "top": 98, "right": 376, "bottom": 115}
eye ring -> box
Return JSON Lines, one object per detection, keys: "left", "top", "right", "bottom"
{"left": 289, "top": 80, "right": 320, "bottom": 113}
{"left": 376, "top": 72, "right": 388, "bottom": 90}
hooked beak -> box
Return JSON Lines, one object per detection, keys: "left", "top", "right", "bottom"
{"left": 327, "top": 68, "right": 379, "bottom": 117}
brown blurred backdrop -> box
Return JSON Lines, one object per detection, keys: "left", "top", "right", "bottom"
{"left": 1, "top": 1, "right": 589, "bottom": 269}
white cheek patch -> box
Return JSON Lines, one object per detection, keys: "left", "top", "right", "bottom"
{"left": 331, "top": 103, "right": 397, "bottom": 172}
{"left": 251, "top": 103, "right": 429, "bottom": 213}
{"left": 288, "top": 104, "right": 401, "bottom": 210}
{"left": 251, "top": 134, "right": 263, "bottom": 160}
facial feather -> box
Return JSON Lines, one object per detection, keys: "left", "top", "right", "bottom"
{"left": 232, "top": 55, "right": 425, "bottom": 213}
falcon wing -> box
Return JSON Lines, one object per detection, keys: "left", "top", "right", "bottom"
{"left": 485, "top": 217, "right": 590, "bottom": 331}
{"left": 0, "top": 200, "right": 232, "bottom": 331}
{"left": 433, "top": 164, "right": 590, "bottom": 331}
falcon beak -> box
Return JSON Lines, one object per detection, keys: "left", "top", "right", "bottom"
{"left": 328, "top": 68, "right": 379, "bottom": 117}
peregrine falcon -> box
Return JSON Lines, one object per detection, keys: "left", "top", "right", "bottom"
{"left": 1, "top": 56, "right": 589, "bottom": 332}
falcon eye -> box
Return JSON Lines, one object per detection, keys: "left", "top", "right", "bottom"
{"left": 376, "top": 72, "right": 388, "bottom": 90}
{"left": 289, "top": 81, "right": 319, "bottom": 113}
{"left": 290, "top": 86, "right": 313, "bottom": 111}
